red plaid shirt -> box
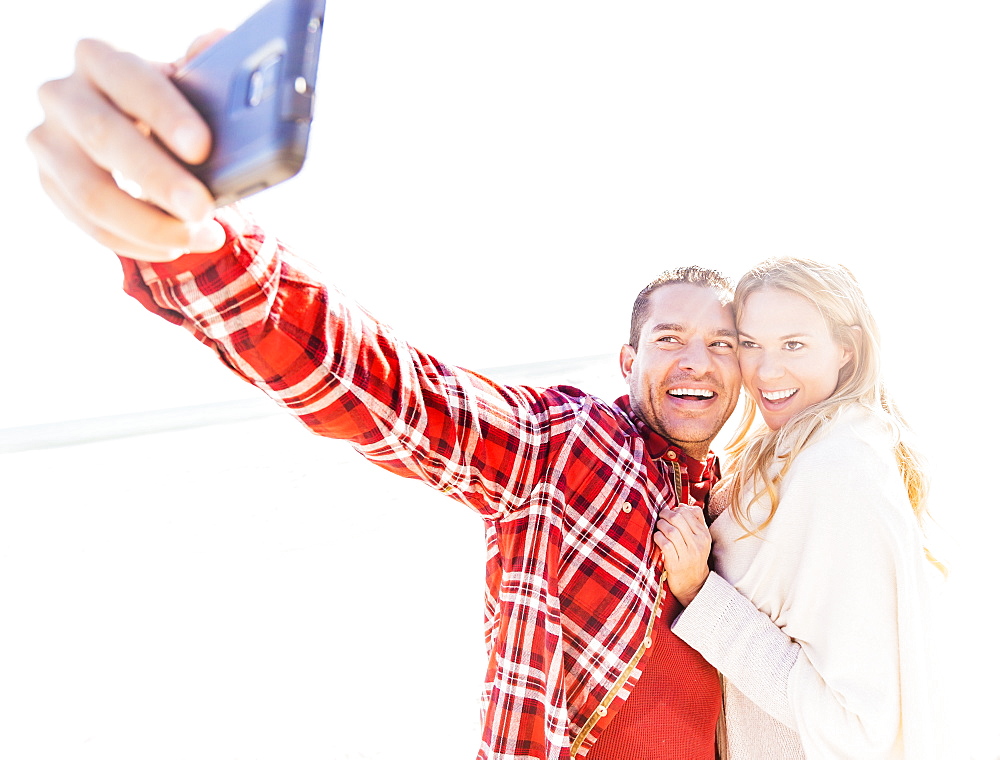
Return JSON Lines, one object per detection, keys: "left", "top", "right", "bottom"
{"left": 119, "top": 210, "right": 720, "bottom": 759}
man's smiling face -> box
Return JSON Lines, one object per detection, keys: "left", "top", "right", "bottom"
{"left": 620, "top": 283, "right": 742, "bottom": 460}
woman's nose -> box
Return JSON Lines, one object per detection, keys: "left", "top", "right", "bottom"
{"left": 756, "top": 351, "right": 785, "bottom": 382}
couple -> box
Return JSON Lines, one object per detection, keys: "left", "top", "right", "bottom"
{"left": 28, "top": 35, "right": 942, "bottom": 760}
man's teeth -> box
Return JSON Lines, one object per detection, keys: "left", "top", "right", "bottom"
{"left": 668, "top": 388, "right": 715, "bottom": 399}
{"left": 761, "top": 389, "right": 797, "bottom": 402}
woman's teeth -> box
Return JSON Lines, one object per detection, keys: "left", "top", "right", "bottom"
{"left": 761, "top": 388, "right": 797, "bottom": 402}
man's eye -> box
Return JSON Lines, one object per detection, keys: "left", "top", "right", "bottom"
{"left": 657, "top": 335, "right": 681, "bottom": 344}
{"left": 711, "top": 341, "right": 734, "bottom": 350}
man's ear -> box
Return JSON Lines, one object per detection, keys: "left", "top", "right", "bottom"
{"left": 620, "top": 344, "right": 636, "bottom": 380}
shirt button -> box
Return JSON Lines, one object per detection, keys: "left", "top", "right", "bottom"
{"left": 596, "top": 705, "right": 608, "bottom": 717}
{"left": 643, "top": 636, "right": 653, "bottom": 649}
{"left": 622, "top": 502, "right": 633, "bottom": 513}
{"left": 665, "top": 450, "right": 678, "bottom": 461}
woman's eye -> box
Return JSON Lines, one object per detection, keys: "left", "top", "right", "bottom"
{"left": 739, "top": 340, "right": 759, "bottom": 349}
{"left": 785, "top": 341, "right": 804, "bottom": 351}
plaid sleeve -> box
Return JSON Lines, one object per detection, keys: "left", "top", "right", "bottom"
{"left": 118, "top": 209, "right": 567, "bottom": 519}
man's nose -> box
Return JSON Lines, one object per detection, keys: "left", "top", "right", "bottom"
{"left": 678, "top": 341, "right": 711, "bottom": 375}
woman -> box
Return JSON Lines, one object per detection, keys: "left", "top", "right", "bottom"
{"left": 654, "top": 257, "right": 943, "bottom": 758}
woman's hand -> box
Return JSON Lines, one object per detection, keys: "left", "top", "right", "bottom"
{"left": 654, "top": 504, "right": 712, "bottom": 607}
{"left": 26, "top": 37, "right": 227, "bottom": 261}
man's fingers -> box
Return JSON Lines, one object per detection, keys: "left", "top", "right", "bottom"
{"left": 180, "top": 29, "right": 230, "bottom": 63}
{"left": 30, "top": 117, "right": 225, "bottom": 259}
{"left": 38, "top": 69, "right": 216, "bottom": 225}
{"left": 29, "top": 36, "right": 231, "bottom": 261}
{"left": 35, "top": 167, "right": 224, "bottom": 262}
{"left": 38, "top": 172, "right": 187, "bottom": 262}
{"left": 75, "top": 39, "right": 212, "bottom": 166}
{"left": 39, "top": 38, "right": 217, "bottom": 228}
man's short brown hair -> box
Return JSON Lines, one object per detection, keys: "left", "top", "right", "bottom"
{"left": 628, "top": 266, "right": 734, "bottom": 348}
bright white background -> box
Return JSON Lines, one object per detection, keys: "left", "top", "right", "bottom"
{"left": 2, "top": 1, "right": 999, "bottom": 757}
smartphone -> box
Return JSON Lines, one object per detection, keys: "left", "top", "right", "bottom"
{"left": 171, "top": 0, "right": 326, "bottom": 206}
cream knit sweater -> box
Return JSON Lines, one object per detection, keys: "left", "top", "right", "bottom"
{"left": 672, "top": 404, "right": 941, "bottom": 759}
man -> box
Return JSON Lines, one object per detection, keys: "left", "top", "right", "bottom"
{"left": 28, "top": 38, "right": 742, "bottom": 759}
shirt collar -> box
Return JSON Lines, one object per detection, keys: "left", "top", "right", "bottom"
{"left": 615, "top": 395, "right": 719, "bottom": 485}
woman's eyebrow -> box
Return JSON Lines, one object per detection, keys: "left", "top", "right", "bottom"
{"left": 737, "top": 331, "right": 812, "bottom": 341}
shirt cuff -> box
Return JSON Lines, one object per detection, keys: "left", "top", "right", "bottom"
{"left": 671, "top": 570, "right": 740, "bottom": 650}
{"left": 117, "top": 206, "right": 250, "bottom": 281}
{"left": 117, "top": 206, "right": 262, "bottom": 325}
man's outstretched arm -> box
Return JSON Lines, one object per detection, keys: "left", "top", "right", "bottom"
{"left": 120, "top": 208, "right": 571, "bottom": 519}
{"left": 28, "top": 37, "right": 577, "bottom": 520}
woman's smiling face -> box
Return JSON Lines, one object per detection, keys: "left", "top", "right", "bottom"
{"left": 737, "top": 287, "right": 853, "bottom": 430}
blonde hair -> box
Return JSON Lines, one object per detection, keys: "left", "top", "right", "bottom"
{"left": 725, "top": 257, "right": 942, "bottom": 571}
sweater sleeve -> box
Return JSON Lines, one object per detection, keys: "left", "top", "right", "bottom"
{"left": 118, "top": 209, "right": 577, "bottom": 520}
{"left": 672, "top": 424, "right": 928, "bottom": 756}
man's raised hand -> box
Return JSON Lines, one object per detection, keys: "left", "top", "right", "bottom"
{"left": 27, "top": 38, "right": 227, "bottom": 261}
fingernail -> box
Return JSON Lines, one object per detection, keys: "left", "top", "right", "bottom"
{"left": 187, "top": 221, "right": 226, "bottom": 252}
{"left": 173, "top": 122, "right": 207, "bottom": 164}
